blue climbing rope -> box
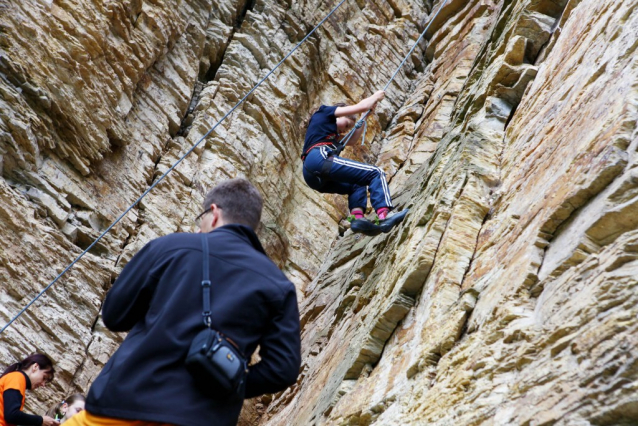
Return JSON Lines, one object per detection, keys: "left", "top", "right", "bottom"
{"left": 361, "top": 119, "right": 367, "bottom": 146}
{"left": 334, "top": 0, "right": 450, "bottom": 154}
{"left": 0, "top": 0, "right": 350, "bottom": 335}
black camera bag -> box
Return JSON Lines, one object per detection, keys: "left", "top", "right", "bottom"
{"left": 185, "top": 233, "right": 248, "bottom": 399}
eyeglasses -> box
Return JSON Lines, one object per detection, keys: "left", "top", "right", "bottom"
{"left": 193, "top": 205, "right": 222, "bottom": 228}
{"left": 193, "top": 208, "right": 211, "bottom": 228}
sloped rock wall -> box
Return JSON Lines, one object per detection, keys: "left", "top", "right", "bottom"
{"left": 1, "top": 0, "right": 637, "bottom": 424}
{"left": 264, "top": 0, "right": 638, "bottom": 424}
{"left": 0, "top": 0, "right": 426, "bottom": 416}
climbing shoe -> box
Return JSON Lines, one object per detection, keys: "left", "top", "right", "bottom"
{"left": 379, "top": 209, "right": 409, "bottom": 233}
{"left": 350, "top": 218, "right": 382, "bottom": 236}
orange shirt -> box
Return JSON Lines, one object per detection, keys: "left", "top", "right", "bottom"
{"left": 0, "top": 371, "right": 27, "bottom": 426}
{"left": 64, "top": 410, "right": 173, "bottom": 426}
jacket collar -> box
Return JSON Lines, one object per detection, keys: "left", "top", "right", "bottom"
{"left": 19, "top": 370, "right": 32, "bottom": 390}
{"left": 211, "top": 224, "right": 266, "bottom": 254}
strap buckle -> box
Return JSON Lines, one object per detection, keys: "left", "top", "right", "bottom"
{"left": 201, "top": 234, "right": 212, "bottom": 328}
{"left": 203, "top": 312, "right": 212, "bottom": 327}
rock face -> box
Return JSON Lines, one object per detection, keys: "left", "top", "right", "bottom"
{"left": 1, "top": 0, "right": 637, "bottom": 424}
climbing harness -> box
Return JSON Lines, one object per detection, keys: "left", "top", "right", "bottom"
{"left": 332, "top": 0, "right": 450, "bottom": 157}
{"left": 320, "top": 153, "right": 335, "bottom": 179}
{"left": 0, "top": 0, "right": 450, "bottom": 334}
{"left": 0, "top": 0, "right": 350, "bottom": 335}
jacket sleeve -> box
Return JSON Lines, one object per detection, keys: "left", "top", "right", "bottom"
{"left": 102, "top": 241, "right": 161, "bottom": 332}
{"left": 3, "top": 389, "right": 43, "bottom": 425}
{"left": 244, "top": 285, "right": 301, "bottom": 398}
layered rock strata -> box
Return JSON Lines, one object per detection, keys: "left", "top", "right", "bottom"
{"left": 0, "top": 0, "right": 637, "bottom": 424}
{"left": 0, "top": 0, "right": 427, "bottom": 416}
{"left": 263, "top": 0, "right": 638, "bottom": 424}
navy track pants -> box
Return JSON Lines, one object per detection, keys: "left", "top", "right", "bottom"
{"left": 302, "top": 147, "right": 394, "bottom": 211}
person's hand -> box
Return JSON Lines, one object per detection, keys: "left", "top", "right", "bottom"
{"left": 366, "top": 90, "right": 385, "bottom": 110}
{"left": 42, "top": 416, "right": 60, "bottom": 426}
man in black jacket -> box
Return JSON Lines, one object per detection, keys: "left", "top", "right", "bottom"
{"left": 75, "top": 179, "right": 301, "bottom": 426}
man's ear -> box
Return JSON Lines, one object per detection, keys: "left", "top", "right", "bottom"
{"left": 210, "top": 204, "right": 224, "bottom": 229}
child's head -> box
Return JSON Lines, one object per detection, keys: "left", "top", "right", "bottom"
{"left": 62, "top": 394, "right": 85, "bottom": 422}
{"left": 336, "top": 116, "right": 356, "bottom": 133}
{"left": 333, "top": 103, "right": 357, "bottom": 134}
{"left": 46, "top": 394, "right": 86, "bottom": 422}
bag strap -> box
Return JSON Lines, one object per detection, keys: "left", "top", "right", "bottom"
{"left": 200, "top": 234, "right": 248, "bottom": 367}
{"left": 201, "top": 233, "right": 212, "bottom": 327}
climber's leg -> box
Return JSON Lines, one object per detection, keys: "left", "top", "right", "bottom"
{"left": 326, "top": 152, "right": 394, "bottom": 211}
{"left": 304, "top": 147, "right": 369, "bottom": 210}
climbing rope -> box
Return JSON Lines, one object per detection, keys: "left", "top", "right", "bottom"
{"left": 0, "top": 0, "right": 351, "bottom": 335}
{"left": 361, "top": 119, "right": 367, "bottom": 146}
{"left": 333, "top": 0, "right": 450, "bottom": 155}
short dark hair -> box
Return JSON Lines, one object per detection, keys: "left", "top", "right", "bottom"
{"left": 203, "top": 179, "right": 263, "bottom": 230}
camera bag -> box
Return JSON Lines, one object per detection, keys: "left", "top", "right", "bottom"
{"left": 185, "top": 233, "right": 248, "bottom": 399}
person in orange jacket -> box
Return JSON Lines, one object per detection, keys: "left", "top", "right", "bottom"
{"left": 0, "top": 353, "right": 59, "bottom": 426}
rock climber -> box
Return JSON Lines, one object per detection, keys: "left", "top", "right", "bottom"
{"left": 301, "top": 90, "right": 408, "bottom": 236}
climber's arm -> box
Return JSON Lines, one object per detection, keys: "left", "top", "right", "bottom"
{"left": 345, "top": 125, "right": 366, "bottom": 146}
{"left": 335, "top": 91, "right": 385, "bottom": 117}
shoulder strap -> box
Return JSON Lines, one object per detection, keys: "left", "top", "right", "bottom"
{"left": 201, "top": 233, "right": 212, "bottom": 327}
